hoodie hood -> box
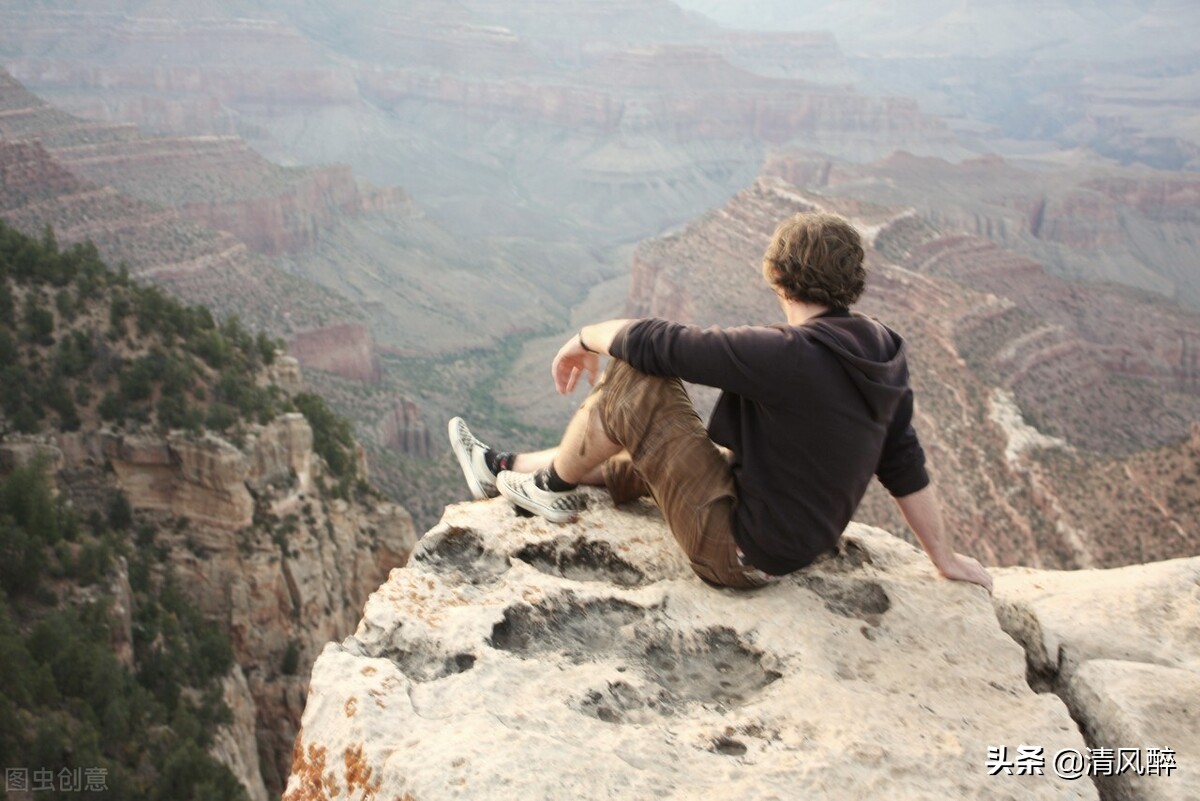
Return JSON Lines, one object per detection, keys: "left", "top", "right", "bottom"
{"left": 802, "top": 312, "right": 912, "bottom": 423}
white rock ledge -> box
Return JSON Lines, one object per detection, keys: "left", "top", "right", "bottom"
{"left": 285, "top": 490, "right": 1096, "bottom": 801}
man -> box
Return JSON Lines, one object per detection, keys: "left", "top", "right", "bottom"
{"left": 449, "top": 211, "right": 992, "bottom": 592}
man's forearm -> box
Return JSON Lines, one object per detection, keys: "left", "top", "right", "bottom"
{"left": 579, "top": 319, "right": 637, "bottom": 358}
{"left": 894, "top": 483, "right": 993, "bottom": 591}
{"left": 894, "top": 484, "right": 953, "bottom": 568}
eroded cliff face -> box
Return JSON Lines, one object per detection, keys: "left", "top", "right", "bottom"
{"left": 287, "top": 324, "right": 381, "bottom": 384}
{"left": 0, "top": 68, "right": 389, "bottom": 258}
{"left": 46, "top": 404, "right": 417, "bottom": 798}
{"left": 280, "top": 493, "right": 1154, "bottom": 800}
{"left": 376, "top": 397, "right": 432, "bottom": 459}
{"left": 625, "top": 175, "right": 1200, "bottom": 569}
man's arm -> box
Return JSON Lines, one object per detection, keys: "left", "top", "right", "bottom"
{"left": 552, "top": 319, "right": 635, "bottom": 394}
{"left": 894, "top": 484, "right": 993, "bottom": 592}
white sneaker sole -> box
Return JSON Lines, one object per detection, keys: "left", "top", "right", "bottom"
{"left": 448, "top": 417, "right": 493, "bottom": 501}
{"left": 497, "top": 471, "right": 584, "bottom": 525}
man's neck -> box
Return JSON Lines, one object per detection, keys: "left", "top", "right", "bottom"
{"left": 784, "top": 300, "right": 832, "bottom": 326}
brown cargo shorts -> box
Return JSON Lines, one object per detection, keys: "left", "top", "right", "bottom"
{"left": 583, "top": 359, "right": 778, "bottom": 589}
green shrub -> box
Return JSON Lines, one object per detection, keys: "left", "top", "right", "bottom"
{"left": 98, "top": 391, "right": 123, "bottom": 423}
{"left": 108, "top": 492, "right": 133, "bottom": 532}
{"left": 23, "top": 295, "right": 54, "bottom": 345}
{"left": 294, "top": 393, "right": 357, "bottom": 480}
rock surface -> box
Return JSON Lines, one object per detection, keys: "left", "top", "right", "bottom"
{"left": 212, "top": 665, "right": 270, "bottom": 801}
{"left": 994, "top": 559, "right": 1199, "bottom": 801}
{"left": 285, "top": 492, "right": 1095, "bottom": 800}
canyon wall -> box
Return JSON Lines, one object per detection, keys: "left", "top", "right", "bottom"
{"left": 376, "top": 397, "right": 432, "bottom": 459}
{"left": 46, "top": 407, "right": 417, "bottom": 797}
{"left": 0, "top": 3, "right": 967, "bottom": 256}
{"left": 0, "top": 91, "right": 368, "bottom": 342}
{"left": 0, "top": 69, "right": 381, "bottom": 258}
{"left": 287, "top": 324, "right": 381, "bottom": 385}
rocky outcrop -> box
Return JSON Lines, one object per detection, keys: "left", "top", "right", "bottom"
{"left": 0, "top": 435, "right": 65, "bottom": 474}
{"left": 104, "top": 431, "right": 255, "bottom": 529}
{"left": 284, "top": 493, "right": 1096, "bottom": 800}
{"left": 287, "top": 324, "right": 381, "bottom": 384}
{"left": 994, "top": 559, "right": 1199, "bottom": 801}
{"left": 45, "top": 404, "right": 418, "bottom": 797}
{"left": 213, "top": 665, "right": 270, "bottom": 801}
{"left": 376, "top": 397, "right": 432, "bottom": 458}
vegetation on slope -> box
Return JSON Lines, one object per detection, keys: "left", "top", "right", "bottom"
{"left": 0, "top": 219, "right": 370, "bottom": 798}
{"left": 0, "top": 219, "right": 359, "bottom": 488}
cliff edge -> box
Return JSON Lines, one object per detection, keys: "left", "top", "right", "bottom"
{"left": 281, "top": 490, "right": 1196, "bottom": 800}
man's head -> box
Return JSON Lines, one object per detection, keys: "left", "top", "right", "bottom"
{"left": 761, "top": 212, "right": 865, "bottom": 309}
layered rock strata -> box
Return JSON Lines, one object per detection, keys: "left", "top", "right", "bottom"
{"left": 763, "top": 151, "right": 1200, "bottom": 309}
{"left": 0, "top": 132, "right": 365, "bottom": 343}
{"left": 285, "top": 493, "right": 1096, "bottom": 800}
{"left": 0, "top": 70, "right": 379, "bottom": 257}
{"left": 0, "top": 3, "right": 963, "bottom": 254}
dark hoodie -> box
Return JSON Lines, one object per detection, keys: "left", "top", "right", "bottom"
{"left": 610, "top": 311, "right": 929, "bottom": 575}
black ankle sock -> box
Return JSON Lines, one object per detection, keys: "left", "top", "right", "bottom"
{"left": 483, "top": 449, "right": 515, "bottom": 476}
{"left": 535, "top": 463, "right": 578, "bottom": 493}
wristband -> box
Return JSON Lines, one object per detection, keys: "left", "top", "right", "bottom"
{"left": 577, "top": 329, "right": 595, "bottom": 354}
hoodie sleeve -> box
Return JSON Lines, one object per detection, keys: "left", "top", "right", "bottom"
{"left": 875, "top": 389, "right": 930, "bottom": 497}
{"left": 610, "top": 318, "right": 790, "bottom": 404}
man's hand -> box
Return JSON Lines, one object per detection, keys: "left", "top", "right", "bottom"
{"left": 936, "top": 552, "right": 993, "bottom": 593}
{"left": 893, "top": 485, "right": 993, "bottom": 594}
{"left": 552, "top": 333, "right": 600, "bottom": 395}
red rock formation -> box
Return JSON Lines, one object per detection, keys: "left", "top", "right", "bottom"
{"left": 176, "top": 165, "right": 363, "bottom": 255}
{"left": 375, "top": 398, "right": 431, "bottom": 458}
{"left": 763, "top": 150, "right": 1200, "bottom": 305}
{"left": 288, "top": 324, "right": 381, "bottom": 384}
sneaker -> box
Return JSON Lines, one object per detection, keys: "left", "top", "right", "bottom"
{"left": 448, "top": 417, "right": 499, "bottom": 500}
{"left": 496, "top": 470, "right": 587, "bottom": 524}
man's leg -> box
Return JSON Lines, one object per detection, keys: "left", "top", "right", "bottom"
{"left": 492, "top": 390, "right": 623, "bottom": 523}
{"left": 511, "top": 447, "right": 608, "bottom": 486}
{"left": 449, "top": 420, "right": 614, "bottom": 503}
{"left": 502, "top": 360, "right": 766, "bottom": 588}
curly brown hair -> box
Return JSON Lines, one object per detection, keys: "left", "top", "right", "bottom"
{"left": 761, "top": 212, "right": 866, "bottom": 308}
